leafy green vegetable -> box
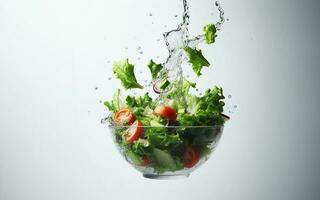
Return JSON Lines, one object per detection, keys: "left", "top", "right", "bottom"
{"left": 125, "top": 93, "right": 153, "bottom": 120}
{"left": 125, "top": 150, "right": 142, "bottom": 166}
{"left": 125, "top": 93, "right": 152, "bottom": 108}
{"left": 112, "top": 59, "right": 143, "bottom": 89}
{"left": 147, "top": 59, "right": 163, "bottom": 80}
{"left": 178, "top": 86, "right": 225, "bottom": 126}
{"left": 203, "top": 24, "right": 217, "bottom": 44}
{"left": 144, "top": 128, "right": 183, "bottom": 148}
{"left": 151, "top": 148, "right": 183, "bottom": 172}
{"left": 132, "top": 139, "right": 152, "bottom": 155}
{"left": 184, "top": 46, "right": 210, "bottom": 76}
{"left": 160, "top": 79, "right": 170, "bottom": 90}
{"left": 104, "top": 89, "right": 122, "bottom": 113}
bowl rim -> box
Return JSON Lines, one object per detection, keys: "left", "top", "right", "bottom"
{"left": 108, "top": 124, "right": 224, "bottom": 128}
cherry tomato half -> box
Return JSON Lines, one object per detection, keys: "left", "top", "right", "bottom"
{"left": 114, "top": 108, "right": 135, "bottom": 125}
{"left": 183, "top": 145, "right": 201, "bottom": 168}
{"left": 153, "top": 105, "right": 177, "bottom": 121}
{"left": 125, "top": 120, "right": 143, "bottom": 143}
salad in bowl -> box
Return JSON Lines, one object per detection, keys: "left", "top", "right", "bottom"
{"left": 103, "top": 0, "right": 229, "bottom": 179}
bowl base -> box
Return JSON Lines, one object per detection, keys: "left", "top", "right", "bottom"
{"left": 143, "top": 174, "right": 190, "bottom": 180}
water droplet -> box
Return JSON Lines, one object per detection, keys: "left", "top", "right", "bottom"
{"left": 156, "top": 56, "right": 160, "bottom": 58}
{"left": 139, "top": 71, "right": 143, "bottom": 74}
{"left": 156, "top": 39, "right": 160, "bottom": 42}
{"left": 99, "top": 100, "right": 102, "bottom": 103}
{"left": 164, "top": 25, "right": 167, "bottom": 28}
{"left": 149, "top": 13, "right": 153, "bottom": 17}
{"left": 152, "top": 22, "right": 154, "bottom": 25}
{"left": 199, "top": 93, "right": 202, "bottom": 96}
{"left": 137, "top": 46, "right": 141, "bottom": 50}
{"left": 133, "top": 92, "right": 137, "bottom": 95}
{"left": 215, "top": 1, "right": 220, "bottom": 6}
{"left": 174, "top": 15, "right": 178, "bottom": 18}
{"left": 108, "top": 77, "right": 112, "bottom": 80}
{"left": 94, "top": 87, "right": 98, "bottom": 90}
{"left": 137, "top": 57, "right": 141, "bottom": 60}
{"left": 228, "top": 95, "right": 232, "bottom": 99}
{"left": 186, "top": 74, "right": 190, "bottom": 78}
{"left": 196, "top": 89, "right": 199, "bottom": 92}
{"left": 226, "top": 18, "right": 230, "bottom": 21}
{"left": 139, "top": 51, "right": 143, "bottom": 54}
{"left": 125, "top": 47, "right": 128, "bottom": 50}
{"left": 107, "top": 60, "right": 111, "bottom": 64}
{"left": 144, "top": 80, "right": 148, "bottom": 83}
{"left": 234, "top": 105, "right": 238, "bottom": 108}
{"left": 101, "top": 117, "right": 109, "bottom": 124}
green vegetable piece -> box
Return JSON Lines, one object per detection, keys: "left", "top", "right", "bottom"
{"left": 125, "top": 150, "right": 142, "bottom": 166}
{"left": 150, "top": 120, "right": 165, "bottom": 127}
{"left": 132, "top": 139, "right": 152, "bottom": 155}
{"left": 184, "top": 46, "right": 210, "bottom": 76}
{"left": 160, "top": 79, "right": 170, "bottom": 90}
{"left": 112, "top": 59, "right": 143, "bottom": 89}
{"left": 104, "top": 89, "right": 122, "bottom": 112}
{"left": 178, "top": 86, "right": 225, "bottom": 126}
{"left": 147, "top": 59, "right": 163, "bottom": 80}
{"left": 203, "top": 24, "right": 217, "bottom": 44}
{"left": 125, "top": 93, "right": 152, "bottom": 108}
{"left": 152, "top": 148, "right": 183, "bottom": 172}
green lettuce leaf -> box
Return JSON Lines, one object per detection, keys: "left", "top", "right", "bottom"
{"left": 132, "top": 139, "right": 153, "bottom": 155}
{"left": 125, "top": 93, "right": 152, "bottom": 108}
{"left": 147, "top": 60, "right": 163, "bottom": 80}
{"left": 151, "top": 148, "right": 183, "bottom": 173}
{"left": 104, "top": 88, "right": 122, "bottom": 112}
{"left": 203, "top": 24, "right": 217, "bottom": 44}
{"left": 178, "top": 86, "right": 225, "bottom": 126}
{"left": 125, "top": 93, "right": 153, "bottom": 120}
{"left": 144, "top": 127, "right": 183, "bottom": 148}
{"left": 184, "top": 46, "right": 210, "bottom": 76}
{"left": 112, "top": 59, "right": 143, "bottom": 89}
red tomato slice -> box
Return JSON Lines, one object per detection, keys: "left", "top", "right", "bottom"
{"left": 140, "top": 155, "right": 150, "bottom": 167}
{"left": 114, "top": 108, "right": 135, "bottom": 125}
{"left": 183, "top": 146, "right": 201, "bottom": 168}
{"left": 125, "top": 120, "right": 143, "bottom": 143}
{"left": 153, "top": 105, "right": 177, "bottom": 121}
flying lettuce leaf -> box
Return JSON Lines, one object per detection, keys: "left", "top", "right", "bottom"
{"left": 112, "top": 59, "right": 143, "bottom": 89}
{"left": 203, "top": 24, "right": 217, "bottom": 44}
{"left": 184, "top": 47, "right": 210, "bottom": 76}
{"left": 147, "top": 59, "right": 163, "bottom": 80}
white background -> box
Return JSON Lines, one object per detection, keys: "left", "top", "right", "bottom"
{"left": 1, "top": 0, "right": 320, "bottom": 199}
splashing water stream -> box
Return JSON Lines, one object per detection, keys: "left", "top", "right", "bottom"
{"left": 155, "top": 0, "right": 225, "bottom": 105}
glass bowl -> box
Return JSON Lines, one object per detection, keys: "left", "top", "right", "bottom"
{"left": 108, "top": 125, "right": 223, "bottom": 179}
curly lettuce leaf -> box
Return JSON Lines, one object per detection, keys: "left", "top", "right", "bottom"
{"left": 147, "top": 60, "right": 163, "bottom": 80}
{"left": 104, "top": 88, "right": 122, "bottom": 112}
{"left": 184, "top": 47, "right": 210, "bottom": 76}
{"left": 125, "top": 93, "right": 153, "bottom": 120}
{"left": 144, "top": 127, "right": 183, "bottom": 148}
{"left": 203, "top": 24, "right": 217, "bottom": 44}
{"left": 178, "top": 86, "right": 225, "bottom": 126}
{"left": 112, "top": 59, "right": 143, "bottom": 89}
{"left": 125, "top": 93, "right": 152, "bottom": 108}
{"left": 132, "top": 139, "right": 152, "bottom": 155}
{"left": 151, "top": 148, "right": 183, "bottom": 173}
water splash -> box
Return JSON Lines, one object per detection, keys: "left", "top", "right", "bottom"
{"left": 154, "top": 0, "right": 225, "bottom": 104}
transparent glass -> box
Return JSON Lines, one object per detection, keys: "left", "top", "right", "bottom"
{"left": 108, "top": 125, "right": 223, "bottom": 179}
